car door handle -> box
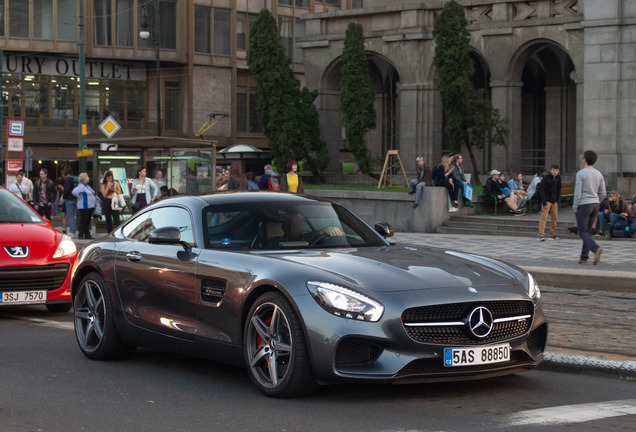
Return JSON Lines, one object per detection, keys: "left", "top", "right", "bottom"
{"left": 126, "top": 252, "right": 142, "bottom": 262}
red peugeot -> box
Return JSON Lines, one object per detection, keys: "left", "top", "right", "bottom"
{"left": 0, "top": 187, "right": 77, "bottom": 312}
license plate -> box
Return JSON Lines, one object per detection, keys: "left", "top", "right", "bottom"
{"left": 0, "top": 290, "right": 47, "bottom": 305}
{"left": 444, "top": 343, "right": 510, "bottom": 367}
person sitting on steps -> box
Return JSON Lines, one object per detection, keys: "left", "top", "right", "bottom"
{"left": 484, "top": 170, "right": 526, "bottom": 216}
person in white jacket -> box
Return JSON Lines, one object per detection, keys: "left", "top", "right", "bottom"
{"left": 131, "top": 167, "right": 158, "bottom": 213}
{"left": 72, "top": 173, "right": 96, "bottom": 239}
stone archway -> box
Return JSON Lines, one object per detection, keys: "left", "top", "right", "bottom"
{"left": 512, "top": 42, "right": 577, "bottom": 174}
{"left": 321, "top": 53, "right": 401, "bottom": 174}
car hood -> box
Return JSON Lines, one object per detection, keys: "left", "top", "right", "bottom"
{"left": 0, "top": 223, "right": 62, "bottom": 263}
{"left": 259, "top": 245, "right": 525, "bottom": 293}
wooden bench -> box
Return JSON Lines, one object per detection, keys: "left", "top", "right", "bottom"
{"left": 559, "top": 180, "right": 574, "bottom": 207}
{"left": 475, "top": 192, "right": 507, "bottom": 215}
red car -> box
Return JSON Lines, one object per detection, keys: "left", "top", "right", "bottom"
{"left": 0, "top": 187, "right": 77, "bottom": 312}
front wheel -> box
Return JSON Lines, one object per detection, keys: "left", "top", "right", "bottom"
{"left": 244, "top": 291, "right": 317, "bottom": 397}
{"left": 74, "top": 272, "right": 136, "bottom": 360}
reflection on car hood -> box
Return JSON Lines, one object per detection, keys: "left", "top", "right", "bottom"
{"left": 261, "top": 245, "right": 523, "bottom": 292}
{"left": 0, "top": 223, "right": 61, "bottom": 263}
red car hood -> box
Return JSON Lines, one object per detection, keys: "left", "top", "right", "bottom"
{"left": 0, "top": 223, "right": 62, "bottom": 265}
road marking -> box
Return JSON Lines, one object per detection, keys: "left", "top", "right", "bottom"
{"left": 507, "top": 399, "right": 636, "bottom": 426}
{"left": 10, "top": 315, "right": 74, "bottom": 331}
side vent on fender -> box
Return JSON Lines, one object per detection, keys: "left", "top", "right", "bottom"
{"left": 201, "top": 278, "right": 226, "bottom": 303}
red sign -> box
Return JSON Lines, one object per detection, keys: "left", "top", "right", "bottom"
{"left": 7, "top": 159, "right": 23, "bottom": 172}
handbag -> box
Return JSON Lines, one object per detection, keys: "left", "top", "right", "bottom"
{"left": 111, "top": 192, "right": 123, "bottom": 211}
{"left": 93, "top": 196, "right": 103, "bottom": 218}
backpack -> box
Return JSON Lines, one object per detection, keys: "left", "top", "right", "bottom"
{"left": 611, "top": 218, "right": 630, "bottom": 238}
{"left": 268, "top": 175, "right": 281, "bottom": 191}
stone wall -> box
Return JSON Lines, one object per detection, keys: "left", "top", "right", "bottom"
{"left": 306, "top": 187, "right": 474, "bottom": 232}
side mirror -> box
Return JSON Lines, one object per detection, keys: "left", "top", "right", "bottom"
{"left": 149, "top": 226, "right": 191, "bottom": 251}
{"left": 374, "top": 221, "right": 394, "bottom": 238}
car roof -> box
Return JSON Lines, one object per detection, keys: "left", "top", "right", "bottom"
{"left": 197, "top": 191, "right": 325, "bottom": 206}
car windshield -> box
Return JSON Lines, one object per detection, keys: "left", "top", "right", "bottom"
{"left": 203, "top": 200, "right": 388, "bottom": 250}
{"left": 0, "top": 189, "right": 44, "bottom": 224}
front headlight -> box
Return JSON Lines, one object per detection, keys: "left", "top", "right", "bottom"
{"left": 53, "top": 234, "right": 77, "bottom": 258}
{"left": 526, "top": 272, "right": 541, "bottom": 305}
{"left": 306, "top": 281, "right": 384, "bottom": 322}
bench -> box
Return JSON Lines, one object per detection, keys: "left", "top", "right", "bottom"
{"left": 559, "top": 180, "right": 574, "bottom": 207}
{"left": 475, "top": 192, "right": 507, "bottom": 216}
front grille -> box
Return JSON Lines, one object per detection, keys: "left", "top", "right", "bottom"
{"left": 402, "top": 300, "right": 534, "bottom": 345}
{"left": 335, "top": 338, "right": 383, "bottom": 368}
{"left": 0, "top": 264, "right": 70, "bottom": 291}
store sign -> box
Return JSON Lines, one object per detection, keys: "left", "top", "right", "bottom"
{"left": 8, "top": 137, "right": 24, "bottom": 151}
{"left": 2, "top": 54, "right": 146, "bottom": 81}
{"left": 7, "top": 159, "right": 22, "bottom": 172}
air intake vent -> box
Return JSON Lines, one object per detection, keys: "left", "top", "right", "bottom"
{"left": 201, "top": 278, "right": 226, "bottom": 303}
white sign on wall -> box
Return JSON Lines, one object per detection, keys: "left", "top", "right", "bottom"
{"left": 8, "top": 137, "right": 24, "bottom": 151}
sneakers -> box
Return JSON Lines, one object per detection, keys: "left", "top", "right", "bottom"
{"left": 408, "top": 190, "right": 415, "bottom": 195}
{"left": 550, "top": 236, "right": 561, "bottom": 240}
{"left": 412, "top": 203, "right": 419, "bottom": 209}
{"left": 449, "top": 207, "right": 458, "bottom": 213}
{"left": 452, "top": 201, "right": 459, "bottom": 208}
{"left": 538, "top": 237, "right": 545, "bottom": 241}
{"left": 578, "top": 260, "right": 588, "bottom": 264}
{"left": 464, "top": 202, "right": 474, "bottom": 208}
{"left": 593, "top": 247, "right": 603, "bottom": 265}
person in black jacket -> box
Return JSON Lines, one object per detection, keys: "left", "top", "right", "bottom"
{"left": 484, "top": 170, "right": 525, "bottom": 215}
{"left": 32, "top": 168, "right": 57, "bottom": 220}
{"left": 537, "top": 164, "right": 562, "bottom": 241}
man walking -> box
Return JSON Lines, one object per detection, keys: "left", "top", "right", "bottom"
{"left": 537, "top": 164, "right": 561, "bottom": 241}
{"left": 32, "top": 168, "right": 56, "bottom": 220}
{"left": 573, "top": 150, "right": 606, "bottom": 265}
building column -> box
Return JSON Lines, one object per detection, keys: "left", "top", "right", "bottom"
{"left": 318, "top": 90, "right": 343, "bottom": 174}
{"left": 398, "top": 83, "right": 439, "bottom": 171}
{"left": 490, "top": 80, "right": 523, "bottom": 173}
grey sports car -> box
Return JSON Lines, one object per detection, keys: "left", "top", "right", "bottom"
{"left": 71, "top": 192, "right": 547, "bottom": 397}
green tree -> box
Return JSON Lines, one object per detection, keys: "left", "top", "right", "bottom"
{"left": 340, "top": 22, "right": 376, "bottom": 175}
{"left": 433, "top": 1, "right": 508, "bottom": 184}
{"left": 247, "top": 8, "right": 328, "bottom": 178}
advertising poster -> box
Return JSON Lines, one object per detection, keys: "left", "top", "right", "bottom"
{"left": 110, "top": 167, "right": 130, "bottom": 198}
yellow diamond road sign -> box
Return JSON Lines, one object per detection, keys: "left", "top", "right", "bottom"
{"left": 99, "top": 115, "right": 121, "bottom": 139}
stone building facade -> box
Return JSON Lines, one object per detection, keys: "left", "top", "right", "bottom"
{"left": 300, "top": 0, "right": 636, "bottom": 188}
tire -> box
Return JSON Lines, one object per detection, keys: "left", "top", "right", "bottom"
{"left": 244, "top": 291, "right": 317, "bottom": 397}
{"left": 73, "top": 272, "right": 136, "bottom": 360}
{"left": 45, "top": 303, "right": 72, "bottom": 313}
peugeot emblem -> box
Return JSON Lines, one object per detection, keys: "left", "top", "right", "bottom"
{"left": 468, "top": 306, "right": 494, "bottom": 338}
{"left": 4, "top": 246, "right": 29, "bottom": 259}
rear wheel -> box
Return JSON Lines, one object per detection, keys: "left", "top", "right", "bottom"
{"left": 74, "top": 272, "right": 135, "bottom": 360}
{"left": 244, "top": 291, "right": 317, "bottom": 397}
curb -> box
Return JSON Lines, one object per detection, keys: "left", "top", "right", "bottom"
{"left": 539, "top": 352, "right": 636, "bottom": 381}
{"left": 520, "top": 266, "right": 636, "bottom": 292}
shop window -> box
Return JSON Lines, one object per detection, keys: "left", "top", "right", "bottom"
{"left": 57, "top": 0, "right": 76, "bottom": 40}
{"left": 51, "top": 77, "right": 77, "bottom": 123}
{"left": 93, "top": 0, "right": 112, "bottom": 46}
{"left": 164, "top": 81, "right": 182, "bottom": 131}
{"left": 127, "top": 87, "right": 146, "bottom": 122}
{"left": 9, "top": 1, "right": 29, "bottom": 38}
{"left": 214, "top": 8, "right": 231, "bottom": 56}
{"left": 116, "top": 0, "right": 134, "bottom": 47}
{"left": 25, "top": 78, "right": 50, "bottom": 118}
{"left": 34, "top": 0, "right": 54, "bottom": 39}
{"left": 195, "top": 6, "right": 211, "bottom": 53}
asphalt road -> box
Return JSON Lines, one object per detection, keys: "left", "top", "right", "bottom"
{"left": 1, "top": 302, "right": 635, "bottom": 432}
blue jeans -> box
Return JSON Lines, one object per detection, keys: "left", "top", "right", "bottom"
{"left": 410, "top": 179, "right": 427, "bottom": 205}
{"left": 64, "top": 200, "right": 78, "bottom": 233}
{"left": 576, "top": 203, "right": 600, "bottom": 262}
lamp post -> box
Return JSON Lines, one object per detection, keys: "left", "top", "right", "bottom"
{"left": 139, "top": 0, "right": 161, "bottom": 137}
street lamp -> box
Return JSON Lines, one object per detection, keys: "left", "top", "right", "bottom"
{"left": 139, "top": 0, "right": 161, "bottom": 137}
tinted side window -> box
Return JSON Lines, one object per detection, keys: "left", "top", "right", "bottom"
{"left": 146, "top": 206, "right": 195, "bottom": 245}
{"left": 122, "top": 211, "right": 153, "bottom": 242}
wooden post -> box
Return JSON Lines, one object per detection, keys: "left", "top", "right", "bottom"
{"left": 377, "top": 150, "right": 409, "bottom": 188}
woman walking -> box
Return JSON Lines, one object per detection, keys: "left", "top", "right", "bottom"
{"left": 72, "top": 173, "right": 96, "bottom": 239}
{"left": 99, "top": 170, "right": 123, "bottom": 234}
{"left": 281, "top": 160, "right": 304, "bottom": 194}
{"left": 227, "top": 161, "right": 248, "bottom": 190}
{"left": 131, "top": 167, "right": 158, "bottom": 213}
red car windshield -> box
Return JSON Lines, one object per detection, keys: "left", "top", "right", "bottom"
{"left": 0, "top": 189, "right": 44, "bottom": 224}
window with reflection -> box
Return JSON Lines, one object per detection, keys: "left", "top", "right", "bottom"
{"left": 93, "top": 0, "right": 112, "bottom": 46}
{"left": 214, "top": 8, "right": 231, "bottom": 55}
{"left": 146, "top": 207, "right": 195, "bottom": 245}
{"left": 237, "top": 13, "right": 258, "bottom": 51}
{"left": 58, "top": 0, "right": 76, "bottom": 40}
{"left": 34, "top": 0, "right": 54, "bottom": 39}
{"left": 9, "top": 1, "right": 29, "bottom": 38}
{"left": 195, "top": 6, "right": 211, "bottom": 53}
{"left": 116, "top": 0, "right": 134, "bottom": 47}
{"left": 236, "top": 71, "right": 261, "bottom": 133}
